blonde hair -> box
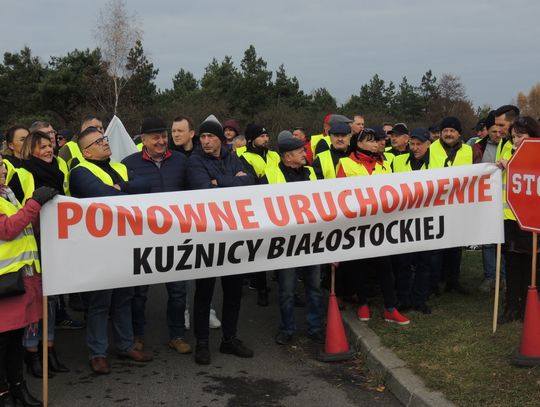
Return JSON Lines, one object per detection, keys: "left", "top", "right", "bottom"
{"left": 20, "top": 131, "right": 51, "bottom": 160}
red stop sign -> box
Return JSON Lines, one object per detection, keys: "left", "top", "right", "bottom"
{"left": 507, "top": 139, "right": 540, "bottom": 232}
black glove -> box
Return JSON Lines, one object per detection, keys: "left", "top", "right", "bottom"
{"left": 32, "top": 186, "right": 59, "bottom": 205}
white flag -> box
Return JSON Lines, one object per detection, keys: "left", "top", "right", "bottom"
{"left": 105, "top": 115, "right": 138, "bottom": 162}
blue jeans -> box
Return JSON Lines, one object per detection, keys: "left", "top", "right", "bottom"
{"left": 483, "top": 244, "right": 506, "bottom": 280}
{"left": 23, "top": 296, "right": 56, "bottom": 347}
{"left": 132, "top": 281, "right": 187, "bottom": 340}
{"left": 84, "top": 287, "right": 134, "bottom": 359}
{"left": 278, "top": 265, "right": 323, "bottom": 336}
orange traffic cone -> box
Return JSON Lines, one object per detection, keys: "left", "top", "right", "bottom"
{"left": 318, "top": 294, "right": 355, "bottom": 362}
{"left": 513, "top": 287, "right": 540, "bottom": 366}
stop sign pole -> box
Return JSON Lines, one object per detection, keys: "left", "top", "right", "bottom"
{"left": 506, "top": 138, "right": 540, "bottom": 366}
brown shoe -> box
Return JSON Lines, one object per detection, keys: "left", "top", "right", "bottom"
{"left": 133, "top": 337, "right": 144, "bottom": 352}
{"left": 169, "top": 338, "right": 192, "bottom": 354}
{"left": 90, "top": 357, "right": 111, "bottom": 374}
{"left": 118, "top": 349, "right": 153, "bottom": 362}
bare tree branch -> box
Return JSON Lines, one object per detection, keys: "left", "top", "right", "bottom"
{"left": 94, "top": 0, "right": 142, "bottom": 114}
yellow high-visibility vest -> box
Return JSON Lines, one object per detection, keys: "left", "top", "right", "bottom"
{"left": 63, "top": 140, "right": 84, "bottom": 168}
{"left": 0, "top": 197, "right": 41, "bottom": 276}
{"left": 383, "top": 151, "right": 395, "bottom": 167}
{"left": 496, "top": 137, "right": 513, "bottom": 161}
{"left": 264, "top": 165, "right": 316, "bottom": 184}
{"left": 392, "top": 153, "right": 428, "bottom": 172}
{"left": 235, "top": 146, "right": 247, "bottom": 157}
{"left": 337, "top": 157, "right": 391, "bottom": 177}
{"left": 501, "top": 147, "right": 516, "bottom": 221}
{"left": 310, "top": 134, "right": 331, "bottom": 156}
{"left": 429, "top": 139, "right": 472, "bottom": 168}
{"left": 11, "top": 158, "right": 70, "bottom": 204}
{"left": 72, "top": 159, "right": 128, "bottom": 186}
{"left": 242, "top": 150, "right": 280, "bottom": 177}
{"left": 316, "top": 150, "right": 340, "bottom": 179}
{"left": 4, "top": 158, "right": 15, "bottom": 184}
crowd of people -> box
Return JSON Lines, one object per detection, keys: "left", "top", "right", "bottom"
{"left": 1, "top": 105, "right": 539, "bottom": 406}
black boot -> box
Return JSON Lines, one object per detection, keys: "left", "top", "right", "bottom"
{"left": 24, "top": 351, "right": 53, "bottom": 379}
{"left": 10, "top": 381, "right": 42, "bottom": 407}
{"left": 48, "top": 347, "right": 69, "bottom": 373}
{"left": 0, "top": 390, "right": 16, "bottom": 407}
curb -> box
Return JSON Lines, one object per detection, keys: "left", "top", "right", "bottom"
{"left": 341, "top": 308, "right": 455, "bottom": 407}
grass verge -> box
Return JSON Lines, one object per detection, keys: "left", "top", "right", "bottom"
{"left": 367, "top": 250, "right": 540, "bottom": 407}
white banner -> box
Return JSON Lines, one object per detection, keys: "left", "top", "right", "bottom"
{"left": 41, "top": 163, "right": 504, "bottom": 295}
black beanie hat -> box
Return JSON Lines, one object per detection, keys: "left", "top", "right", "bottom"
{"left": 198, "top": 117, "right": 224, "bottom": 141}
{"left": 244, "top": 123, "right": 268, "bottom": 142}
{"left": 440, "top": 116, "right": 462, "bottom": 134}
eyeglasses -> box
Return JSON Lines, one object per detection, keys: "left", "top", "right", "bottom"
{"left": 45, "top": 130, "right": 57, "bottom": 137}
{"left": 83, "top": 136, "right": 109, "bottom": 149}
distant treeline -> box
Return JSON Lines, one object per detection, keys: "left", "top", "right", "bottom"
{"left": 0, "top": 43, "right": 490, "bottom": 138}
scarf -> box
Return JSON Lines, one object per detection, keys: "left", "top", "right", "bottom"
{"left": 440, "top": 140, "right": 463, "bottom": 166}
{"left": 22, "top": 156, "right": 65, "bottom": 194}
{"left": 352, "top": 149, "right": 382, "bottom": 175}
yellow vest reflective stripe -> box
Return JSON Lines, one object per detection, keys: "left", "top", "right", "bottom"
{"left": 310, "top": 134, "right": 331, "bottom": 156}
{"left": 242, "top": 150, "right": 280, "bottom": 177}
{"left": 429, "top": 140, "right": 472, "bottom": 168}
{"left": 337, "top": 157, "right": 391, "bottom": 177}
{"left": 317, "top": 150, "right": 338, "bottom": 179}
{"left": 65, "top": 141, "right": 83, "bottom": 168}
{"left": 0, "top": 198, "right": 41, "bottom": 275}
{"left": 264, "top": 166, "right": 316, "bottom": 184}
{"left": 72, "top": 160, "right": 128, "bottom": 186}
{"left": 235, "top": 146, "right": 247, "bottom": 157}
{"left": 136, "top": 143, "right": 143, "bottom": 151}
{"left": 4, "top": 158, "right": 15, "bottom": 184}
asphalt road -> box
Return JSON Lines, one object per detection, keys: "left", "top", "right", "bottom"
{"left": 30, "top": 280, "right": 399, "bottom": 406}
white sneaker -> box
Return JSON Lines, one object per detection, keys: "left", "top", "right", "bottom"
{"left": 184, "top": 309, "right": 190, "bottom": 330}
{"left": 209, "top": 309, "right": 221, "bottom": 329}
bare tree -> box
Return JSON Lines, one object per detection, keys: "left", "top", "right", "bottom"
{"left": 94, "top": 0, "right": 142, "bottom": 114}
{"left": 438, "top": 73, "right": 468, "bottom": 102}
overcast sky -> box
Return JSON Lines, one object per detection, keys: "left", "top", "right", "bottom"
{"left": 1, "top": 0, "right": 539, "bottom": 109}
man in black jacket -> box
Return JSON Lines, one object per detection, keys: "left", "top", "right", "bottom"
{"left": 122, "top": 117, "right": 192, "bottom": 355}
{"left": 187, "top": 115, "right": 255, "bottom": 365}
{"left": 69, "top": 126, "right": 152, "bottom": 374}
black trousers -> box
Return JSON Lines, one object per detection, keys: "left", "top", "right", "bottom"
{"left": 431, "top": 247, "right": 462, "bottom": 287}
{"left": 0, "top": 328, "right": 24, "bottom": 392}
{"left": 345, "top": 257, "right": 397, "bottom": 309}
{"left": 505, "top": 252, "right": 539, "bottom": 311}
{"left": 194, "top": 274, "right": 243, "bottom": 342}
{"left": 392, "top": 254, "right": 413, "bottom": 305}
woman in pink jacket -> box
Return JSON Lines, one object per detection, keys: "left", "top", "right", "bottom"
{"left": 0, "top": 154, "right": 57, "bottom": 407}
